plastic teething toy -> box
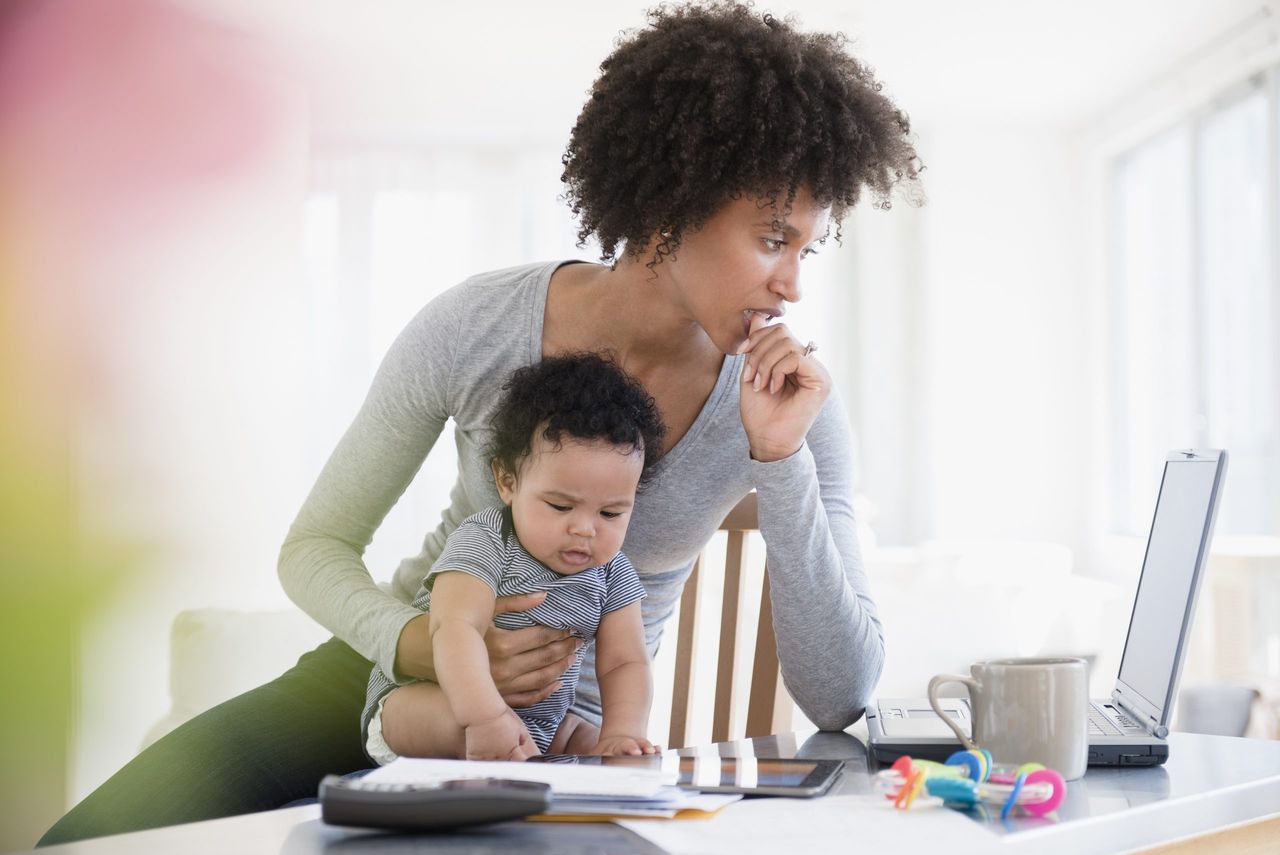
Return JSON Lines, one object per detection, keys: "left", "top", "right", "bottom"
{"left": 874, "top": 749, "right": 1067, "bottom": 818}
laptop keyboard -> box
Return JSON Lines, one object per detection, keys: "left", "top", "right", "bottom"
{"left": 1089, "top": 704, "right": 1143, "bottom": 736}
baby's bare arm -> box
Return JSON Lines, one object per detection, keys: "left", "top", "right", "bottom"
{"left": 382, "top": 573, "right": 541, "bottom": 760}
{"left": 593, "top": 602, "right": 654, "bottom": 750}
{"left": 427, "top": 572, "right": 508, "bottom": 727}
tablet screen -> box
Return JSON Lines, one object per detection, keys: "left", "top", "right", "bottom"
{"left": 529, "top": 754, "right": 843, "bottom": 796}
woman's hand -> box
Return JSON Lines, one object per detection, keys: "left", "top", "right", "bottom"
{"left": 593, "top": 734, "right": 660, "bottom": 756}
{"left": 737, "top": 312, "right": 832, "bottom": 462}
{"left": 394, "top": 592, "right": 581, "bottom": 706}
{"left": 485, "top": 595, "right": 584, "bottom": 707}
{"left": 464, "top": 707, "right": 540, "bottom": 761}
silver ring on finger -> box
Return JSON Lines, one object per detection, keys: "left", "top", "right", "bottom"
{"left": 802, "top": 341, "right": 818, "bottom": 358}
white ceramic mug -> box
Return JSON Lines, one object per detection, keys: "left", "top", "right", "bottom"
{"left": 928, "top": 657, "right": 1089, "bottom": 780}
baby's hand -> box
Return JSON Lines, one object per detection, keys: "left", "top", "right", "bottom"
{"left": 464, "top": 708, "right": 539, "bottom": 761}
{"left": 593, "top": 734, "right": 660, "bottom": 756}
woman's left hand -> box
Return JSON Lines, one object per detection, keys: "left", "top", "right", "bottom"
{"left": 737, "top": 312, "right": 831, "bottom": 462}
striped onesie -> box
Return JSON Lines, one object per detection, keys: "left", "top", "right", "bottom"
{"left": 362, "top": 506, "right": 647, "bottom": 761}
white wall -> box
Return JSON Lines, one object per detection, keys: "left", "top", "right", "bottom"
{"left": 840, "top": 124, "right": 1094, "bottom": 556}
{"left": 916, "top": 123, "right": 1092, "bottom": 553}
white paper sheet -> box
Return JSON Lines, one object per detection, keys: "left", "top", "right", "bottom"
{"left": 617, "top": 794, "right": 1000, "bottom": 854}
{"left": 362, "top": 757, "right": 676, "bottom": 798}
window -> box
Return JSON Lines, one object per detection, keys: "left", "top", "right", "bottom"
{"left": 1109, "top": 72, "right": 1277, "bottom": 537}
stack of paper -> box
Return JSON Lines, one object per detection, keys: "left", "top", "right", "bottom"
{"left": 362, "top": 757, "right": 673, "bottom": 797}
{"left": 542, "top": 787, "right": 740, "bottom": 819}
{"left": 362, "top": 757, "right": 739, "bottom": 819}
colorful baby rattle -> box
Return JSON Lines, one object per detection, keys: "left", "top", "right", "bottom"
{"left": 874, "top": 749, "right": 1067, "bottom": 820}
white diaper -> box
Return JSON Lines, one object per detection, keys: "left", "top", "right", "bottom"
{"left": 364, "top": 694, "right": 400, "bottom": 766}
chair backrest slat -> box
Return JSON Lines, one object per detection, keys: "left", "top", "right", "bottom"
{"left": 711, "top": 530, "right": 746, "bottom": 743}
{"left": 746, "top": 569, "right": 788, "bottom": 735}
{"left": 666, "top": 492, "right": 791, "bottom": 748}
{"left": 667, "top": 557, "right": 702, "bottom": 750}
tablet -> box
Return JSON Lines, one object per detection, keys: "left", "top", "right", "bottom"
{"left": 528, "top": 754, "right": 843, "bottom": 797}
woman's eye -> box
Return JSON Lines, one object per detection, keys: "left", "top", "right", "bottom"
{"left": 762, "top": 238, "right": 784, "bottom": 252}
{"left": 547, "top": 503, "right": 571, "bottom": 512}
{"left": 801, "top": 246, "right": 819, "bottom": 259}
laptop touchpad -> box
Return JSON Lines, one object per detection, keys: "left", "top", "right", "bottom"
{"left": 878, "top": 703, "right": 971, "bottom": 737}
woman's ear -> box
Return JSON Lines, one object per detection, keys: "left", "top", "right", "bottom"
{"left": 491, "top": 460, "right": 517, "bottom": 504}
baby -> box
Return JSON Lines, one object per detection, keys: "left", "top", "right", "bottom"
{"left": 361, "top": 353, "right": 667, "bottom": 761}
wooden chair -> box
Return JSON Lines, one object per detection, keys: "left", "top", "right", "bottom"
{"left": 667, "top": 492, "right": 794, "bottom": 748}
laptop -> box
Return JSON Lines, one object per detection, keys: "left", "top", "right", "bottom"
{"left": 866, "top": 449, "right": 1228, "bottom": 767}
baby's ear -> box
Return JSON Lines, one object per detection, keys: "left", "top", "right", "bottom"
{"left": 491, "top": 460, "right": 517, "bottom": 503}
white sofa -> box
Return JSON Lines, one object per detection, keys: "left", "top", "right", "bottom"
{"left": 865, "top": 539, "right": 1130, "bottom": 699}
{"left": 141, "top": 608, "right": 331, "bottom": 749}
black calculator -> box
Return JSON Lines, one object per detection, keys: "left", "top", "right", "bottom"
{"left": 319, "top": 775, "right": 552, "bottom": 830}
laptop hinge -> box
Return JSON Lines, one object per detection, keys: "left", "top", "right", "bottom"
{"left": 1113, "top": 694, "right": 1163, "bottom": 736}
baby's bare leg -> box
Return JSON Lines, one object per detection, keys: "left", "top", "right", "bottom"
{"left": 379, "top": 683, "right": 466, "bottom": 759}
{"left": 547, "top": 713, "right": 600, "bottom": 755}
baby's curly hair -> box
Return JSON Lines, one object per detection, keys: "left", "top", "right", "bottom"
{"left": 561, "top": 1, "right": 922, "bottom": 266}
{"left": 488, "top": 353, "right": 667, "bottom": 488}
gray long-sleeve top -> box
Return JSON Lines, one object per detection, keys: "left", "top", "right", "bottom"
{"left": 279, "top": 260, "right": 884, "bottom": 730}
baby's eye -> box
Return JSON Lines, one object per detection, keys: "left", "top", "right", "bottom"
{"left": 547, "top": 503, "right": 571, "bottom": 512}
{"left": 600, "top": 511, "right": 622, "bottom": 519}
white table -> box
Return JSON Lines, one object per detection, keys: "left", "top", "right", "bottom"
{"left": 21, "top": 730, "right": 1280, "bottom": 855}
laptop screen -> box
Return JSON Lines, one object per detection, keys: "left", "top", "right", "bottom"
{"left": 1117, "top": 457, "right": 1221, "bottom": 712}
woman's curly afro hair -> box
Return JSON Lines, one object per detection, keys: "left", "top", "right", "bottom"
{"left": 561, "top": 1, "right": 922, "bottom": 266}
{"left": 488, "top": 353, "right": 667, "bottom": 488}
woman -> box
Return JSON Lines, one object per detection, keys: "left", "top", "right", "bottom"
{"left": 40, "top": 1, "right": 920, "bottom": 844}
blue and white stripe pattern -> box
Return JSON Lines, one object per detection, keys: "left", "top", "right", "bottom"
{"left": 362, "top": 506, "right": 646, "bottom": 757}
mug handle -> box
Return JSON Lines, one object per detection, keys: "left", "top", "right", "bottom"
{"left": 928, "top": 673, "right": 979, "bottom": 751}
